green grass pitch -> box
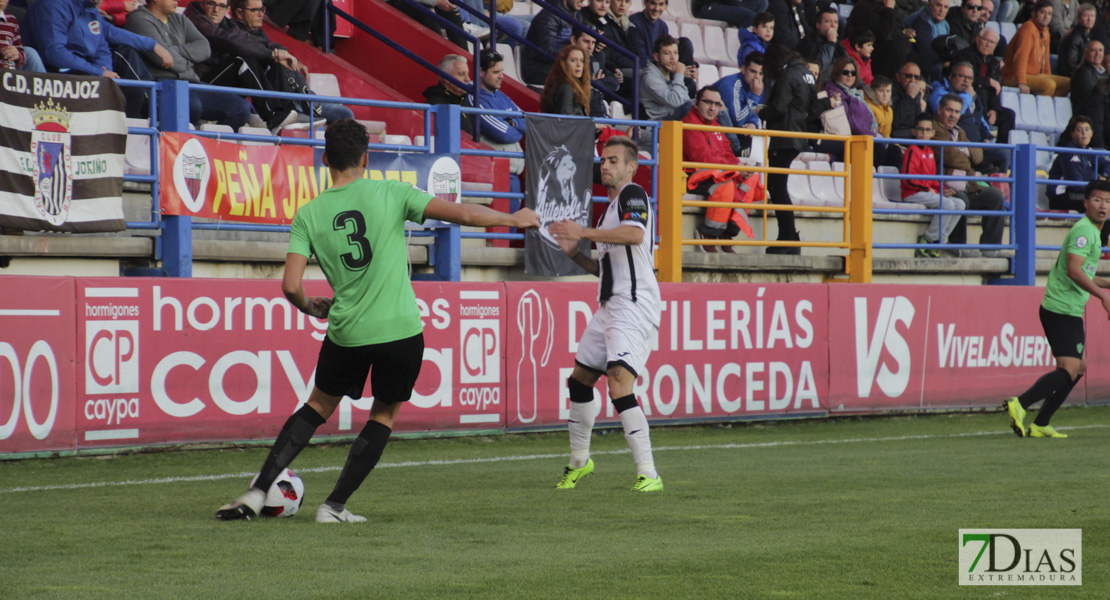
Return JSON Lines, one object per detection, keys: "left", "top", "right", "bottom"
{"left": 2, "top": 406, "right": 1108, "bottom": 599}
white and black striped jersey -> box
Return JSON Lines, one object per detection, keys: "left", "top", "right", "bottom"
{"left": 596, "top": 183, "right": 661, "bottom": 326}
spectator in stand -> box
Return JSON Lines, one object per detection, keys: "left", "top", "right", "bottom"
{"left": 825, "top": 55, "right": 879, "bottom": 135}
{"left": 1049, "top": 0, "right": 1079, "bottom": 44}
{"left": 907, "top": 0, "right": 951, "bottom": 82}
{"left": 953, "top": 26, "right": 1015, "bottom": 144}
{"left": 738, "top": 11, "right": 774, "bottom": 66}
{"left": 848, "top": 0, "right": 915, "bottom": 78}
{"left": 683, "top": 86, "right": 751, "bottom": 251}
{"left": 865, "top": 75, "right": 894, "bottom": 137}
{"left": 604, "top": 0, "right": 637, "bottom": 79}
{"left": 1070, "top": 40, "right": 1108, "bottom": 147}
{"left": 641, "top": 34, "right": 695, "bottom": 120}
{"left": 1057, "top": 3, "right": 1096, "bottom": 77}
{"left": 521, "top": 0, "right": 579, "bottom": 85}
{"left": 767, "top": 0, "right": 814, "bottom": 51}
{"left": 98, "top": 0, "right": 139, "bottom": 27}
{"left": 540, "top": 45, "right": 591, "bottom": 116}
{"left": 1002, "top": 0, "right": 1071, "bottom": 96}
{"left": 24, "top": 0, "right": 174, "bottom": 117}
{"left": 902, "top": 112, "right": 966, "bottom": 257}
{"left": 466, "top": 48, "right": 527, "bottom": 194}
{"left": 692, "top": 0, "right": 769, "bottom": 29}
{"left": 423, "top": 53, "right": 470, "bottom": 106}
{"left": 579, "top": 0, "right": 610, "bottom": 43}
{"left": 979, "top": 0, "right": 1007, "bottom": 56}
{"left": 928, "top": 61, "right": 1009, "bottom": 173}
{"left": 891, "top": 60, "right": 927, "bottom": 138}
{"left": 126, "top": 0, "right": 252, "bottom": 130}
{"left": 388, "top": 0, "right": 468, "bottom": 51}
{"left": 759, "top": 46, "right": 836, "bottom": 254}
{"left": 797, "top": 5, "right": 845, "bottom": 81}
{"left": 932, "top": 93, "right": 1009, "bottom": 257}
{"left": 841, "top": 28, "right": 875, "bottom": 85}
{"left": 946, "top": 0, "right": 983, "bottom": 49}
{"left": 0, "top": 0, "right": 44, "bottom": 71}
{"left": 1048, "top": 115, "right": 1110, "bottom": 217}
{"left": 571, "top": 28, "right": 618, "bottom": 116}
{"left": 629, "top": 0, "right": 696, "bottom": 70}
{"left": 716, "top": 51, "right": 764, "bottom": 152}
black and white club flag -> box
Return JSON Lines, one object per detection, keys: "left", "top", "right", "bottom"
{"left": 524, "top": 114, "right": 595, "bottom": 277}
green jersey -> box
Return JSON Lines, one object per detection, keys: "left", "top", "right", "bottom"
{"left": 288, "top": 178, "right": 433, "bottom": 346}
{"left": 1042, "top": 216, "right": 1103, "bottom": 317}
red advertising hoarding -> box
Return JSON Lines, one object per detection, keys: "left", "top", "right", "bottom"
{"left": 505, "top": 282, "right": 830, "bottom": 429}
{"left": 827, "top": 285, "right": 1058, "bottom": 412}
{"left": 0, "top": 276, "right": 77, "bottom": 454}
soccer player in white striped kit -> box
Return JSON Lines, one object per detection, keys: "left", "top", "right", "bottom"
{"left": 548, "top": 136, "right": 663, "bottom": 491}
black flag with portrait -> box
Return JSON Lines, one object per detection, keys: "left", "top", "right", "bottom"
{"left": 524, "top": 114, "right": 595, "bottom": 276}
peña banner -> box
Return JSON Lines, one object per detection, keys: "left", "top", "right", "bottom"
{"left": 159, "top": 132, "right": 461, "bottom": 224}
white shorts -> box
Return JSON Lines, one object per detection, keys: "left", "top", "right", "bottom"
{"left": 574, "top": 296, "right": 656, "bottom": 378}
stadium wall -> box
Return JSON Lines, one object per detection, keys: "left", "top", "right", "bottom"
{"left": 2, "top": 276, "right": 1108, "bottom": 457}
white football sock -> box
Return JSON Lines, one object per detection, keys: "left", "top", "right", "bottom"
{"left": 568, "top": 400, "right": 595, "bottom": 468}
{"left": 619, "top": 405, "right": 656, "bottom": 479}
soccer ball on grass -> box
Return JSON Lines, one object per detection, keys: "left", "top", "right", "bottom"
{"left": 249, "top": 468, "right": 305, "bottom": 518}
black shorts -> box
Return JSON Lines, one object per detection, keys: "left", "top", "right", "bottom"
{"left": 1040, "top": 306, "right": 1085, "bottom": 359}
{"left": 314, "top": 332, "right": 425, "bottom": 403}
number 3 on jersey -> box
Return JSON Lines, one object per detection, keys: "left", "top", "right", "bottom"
{"left": 333, "top": 210, "right": 372, "bottom": 271}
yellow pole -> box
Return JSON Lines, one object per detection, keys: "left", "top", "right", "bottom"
{"left": 657, "top": 121, "right": 685, "bottom": 282}
{"left": 846, "top": 135, "right": 873, "bottom": 283}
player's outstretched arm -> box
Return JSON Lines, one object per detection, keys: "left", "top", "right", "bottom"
{"left": 550, "top": 220, "right": 600, "bottom": 275}
{"left": 282, "top": 253, "right": 332, "bottom": 319}
{"left": 423, "top": 198, "right": 541, "bottom": 230}
{"left": 550, "top": 219, "right": 644, "bottom": 246}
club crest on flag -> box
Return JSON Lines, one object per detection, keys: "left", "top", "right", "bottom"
{"left": 172, "top": 137, "right": 211, "bottom": 213}
{"left": 428, "top": 156, "right": 461, "bottom": 203}
{"left": 30, "top": 99, "right": 74, "bottom": 226}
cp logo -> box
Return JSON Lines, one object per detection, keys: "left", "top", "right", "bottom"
{"left": 86, "top": 321, "right": 139, "bottom": 394}
{"left": 460, "top": 319, "right": 499, "bottom": 384}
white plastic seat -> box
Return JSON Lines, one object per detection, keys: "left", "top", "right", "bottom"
{"left": 1018, "top": 93, "right": 1039, "bottom": 131}
{"left": 726, "top": 27, "right": 741, "bottom": 62}
{"left": 1036, "top": 95, "right": 1061, "bottom": 133}
{"left": 666, "top": 0, "right": 694, "bottom": 19}
{"left": 878, "top": 165, "right": 904, "bottom": 206}
{"left": 124, "top": 118, "right": 151, "bottom": 176}
{"left": 718, "top": 65, "right": 740, "bottom": 79}
{"left": 610, "top": 100, "right": 627, "bottom": 120}
{"left": 382, "top": 134, "right": 413, "bottom": 146}
{"left": 703, "top": 25, "right": 736, "bottom": 67}
{"left": 497, "top": 43, "right": 519, "bottom": 81}
{"left": 1029, "top": 131, "right": 1052, "bottom": 170}
{"left": 788, "top": 160, "right": 822, "bottom": 206}
{"left": 1054, "top": 96, "right": 1073, "bottom": 131}
{"left": 199, "top": 123, "right": 234, "bottom": 134}
{"left": 238, "top": 125, "right": 272, "bottom": 146}
{"left": 357, "top": 120, "right": 386, "bottom": 135}
{"left": 1009, "top": 128, "right": 1029, "bottom": 145}
{"left": 414, "top": 135, "right": 426, "bottom": 147}
{"left": 663, "top": 19, "right": 678, "bottom": 37}
{"left": 831, "top": 161, "right": 846, "bottom": 204}
{"left": 680, "top": 22, "right": 712, "bottom": 66}
{"left": 747, "top": 134, "right": 766, "bottom": 165}
{"left": 630, "top": 0, "right": 644, "bottom": 13}
{"left": 697, "top": 63, "right": 719, "bottom": 89}
{"left": 1000, "top": 22, "right": 1016, "bottom": 42}
{"left": 838, "top": 4, "right": 853, "bottom": 19}
{"left": 308, "top": 72, "right": 340, "bottom": 98}
{"left": 508, "top": 1, "right": 530, "bottom": 16}
{"left": 808, "top": 161, "right": 841, "bottom": 207}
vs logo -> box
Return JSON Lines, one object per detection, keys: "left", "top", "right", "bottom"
{"left": 86, "top": 321, "right": 139, "bottom": 394}
{"left": 854, "top": 297, "right": 914, "bottom": 398}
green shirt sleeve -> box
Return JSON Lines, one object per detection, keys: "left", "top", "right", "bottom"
{"left": 287, "top": 210, "right": 312, "bottom": 258}
{"left": 400, "top": 181, "right": 435, "bottom": 224}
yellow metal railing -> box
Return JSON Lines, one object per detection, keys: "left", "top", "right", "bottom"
{"left": 657, "top": 121, "right": 874, "bottom": 283}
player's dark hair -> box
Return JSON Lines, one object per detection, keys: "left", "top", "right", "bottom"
{"left": 605, "top": 135, "right": 639, "bottom": 164}
{"left": 324, "top": 119, "right": 369, "bottom": 172}
{"left": 1085, "top": 179, "right": 1110, "bottom": 199}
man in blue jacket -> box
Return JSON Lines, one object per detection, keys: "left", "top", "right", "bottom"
{"left": 715, "top": 50, "right": 763, "bottom": 153}
{"left": 24, "top": 0, "right": 173, "bottom": 117}
{"left": 466, "top": 48, "right": 526, "bottom": 194}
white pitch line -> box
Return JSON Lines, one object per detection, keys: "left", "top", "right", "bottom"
{"left": 1, "top": 424, "right": 1105, "bottom": 495}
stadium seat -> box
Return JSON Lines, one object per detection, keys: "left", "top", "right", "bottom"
{"left": 1036, "top": 95, "right": 1061, "bottom": 133}
{"left": 748, "top": 134, "right": 766, "bottom": 165}
{"left": 726, "top": 27, "right": 741, "bottom": 62}
{"left": 508, "top": 1, "right": 530, "bottom": 16}
{"left": 680, "top": 23, "right": 713, "bottom": 66}
{"left": 1009, "top": 128, "right": 1029, "bottom": 145}
{"left": 663, "top": 20, "right": 678, "bottom": 39}
{"left": 998, "top": 0, "right": 1018, "bottom": 22}
{"left": 414, "top": 135, "right": 425, "bottom": 147}
{"left": 199, "top": 123, "right": 234, "bottom": 135}
{"left": 497, "top": 43, "right": 519, "bottom": 81}
{"left": 383, "top": 134, "right": 413, "bottom": 146}
{"left": 788, "top": 160, "right": 823, "bottom": 206}
{"left": 984, "top": 21, "right": 1000, "bottom": 34}
{"left": 124, "top": 118, "right": 151, "bottom": 176}
{"left": 630, "top": 0, "right": 644, "bottom": 12}
{"left": 703, "top": 26, "right": 736, "bottom": 68}
{"left": 238, "top": 126, "right": 272, "bottom": 146}
{"left": 1029, "top": 131, "right": 1052, "bottom": 170}
{"left": 808, "top": 161, "right": 842, "bottom": 207}
{"left": 838, "top": 4, "right": 853, "bottom": 18}
{"left": 718, "top": 65, "right": 740, "bottom": 79}
{"left": 1054, "top": 96, "right": 1073, "bottom": 130}
{"left": 1000, "top": 22, "right": 1016, "bottom": 42}
{"left": 698, "top": 63, "right": 719, "bottom": 89}
{"left": 666, "top": 0, "right": 693, "bottom": 20}
{"left": 308, "top": 72, "right": 340, "bottom": 99}
{"left": 610, "top": 100, "right": 627, "bottom": 120}
{"left": 878, "top": 165, "right": 904, "bottom": 205}
{"left": 1018, "top": 93, "right": 1039, "bottom": 131}
{"left": 359, "top": 120, "right": 387, "bottom": 135}
{"left": 831, "top": 161, "right": 847, "bottom": 204}
{"left": 1000, "top": 90, "right": 1028, "bottom": 130}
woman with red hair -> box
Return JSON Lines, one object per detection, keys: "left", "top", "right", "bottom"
{"left": 539, "top": 45, "right": 591, "bottom": 116}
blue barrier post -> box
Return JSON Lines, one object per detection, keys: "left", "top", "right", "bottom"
{"left": 992, "top": 142, "right": 1036, "bottom": 286}
{"left": 158, "top": 80, "right": 192, "bottom": 277}
{"left": 428, "top": 104, "right": 462, "bottom": 281}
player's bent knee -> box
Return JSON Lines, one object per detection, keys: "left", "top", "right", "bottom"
{"left": 568, "top": 376, "right": 595, "bottom": 403}
{"left": 610, "top": 393, "right": 639, "bottom": 414}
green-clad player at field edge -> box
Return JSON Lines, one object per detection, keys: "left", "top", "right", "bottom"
{"left": 1005, "top": 180, "right": 1110, "bottom": 439}
{"left": 216, "top": 120, "right": 540, "bottom": 522}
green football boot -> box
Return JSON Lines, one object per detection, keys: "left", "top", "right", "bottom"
{"left": 631, "top": 474, "right": 663, "bottom": 492}
{"left": 1004, "top": 397, "right": 1026, "bottom": 438}
{"left": 555, "top": 458, "right": 594, "bottom": 489}
{"left": 1029, "top": 424, "right": 1068, "bottom": 438}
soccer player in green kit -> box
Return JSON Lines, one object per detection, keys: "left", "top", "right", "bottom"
{"left": 217, "top": 120, "right": 540, "bottom": 522}
{"left": 1005, "top": 180, "right": 1110, "bottom": 439}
